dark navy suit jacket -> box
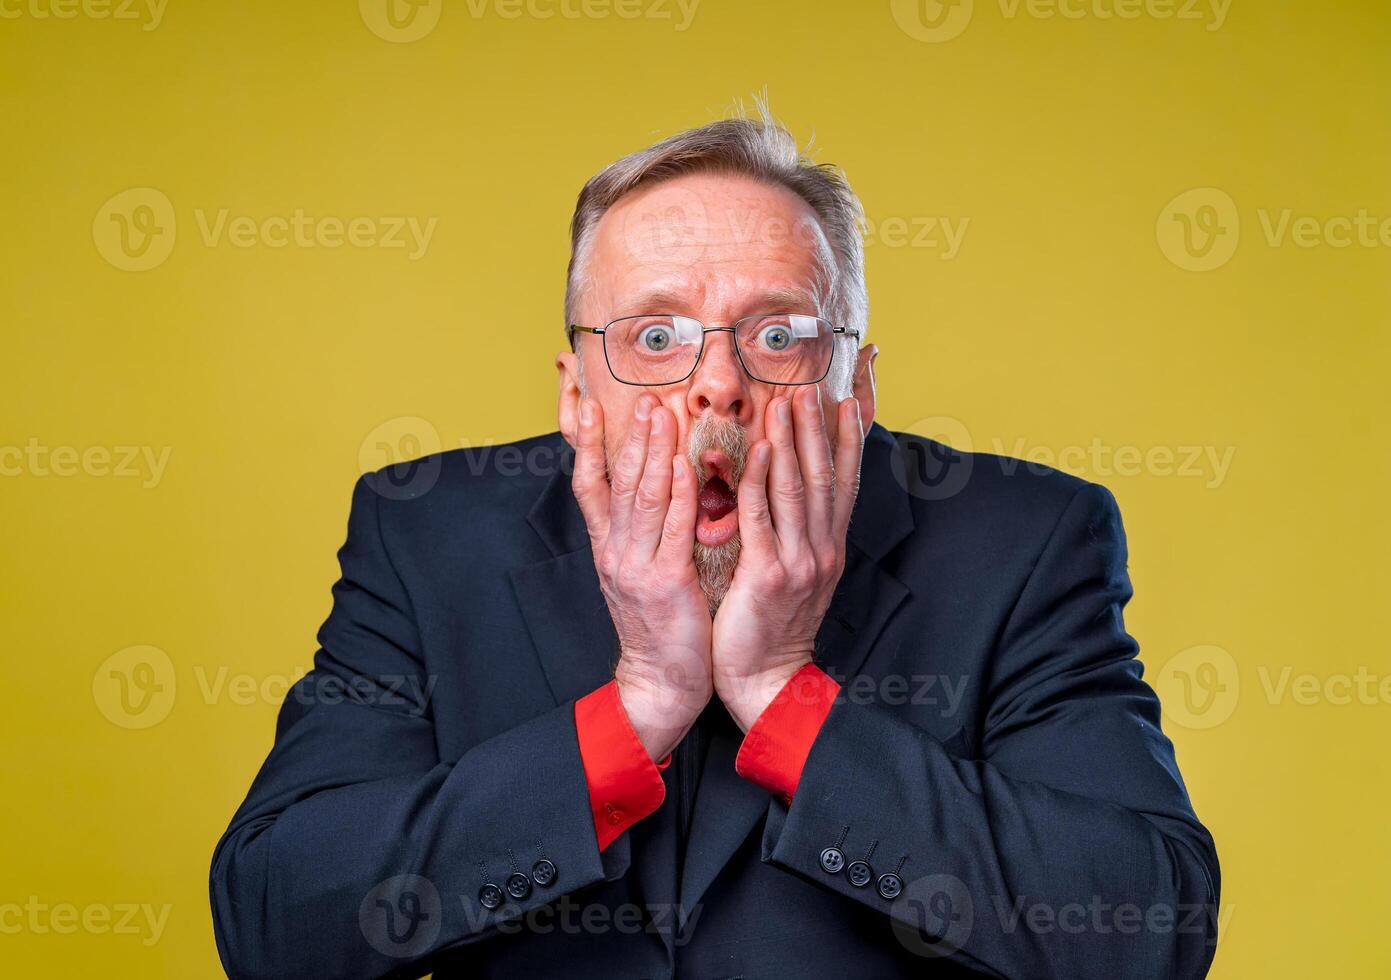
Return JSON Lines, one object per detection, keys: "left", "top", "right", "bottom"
{"left": 210, "top": 422, "right": 1220, "bottom": 979}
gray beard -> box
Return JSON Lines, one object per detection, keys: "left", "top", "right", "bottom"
{"left": 694, "top": 535, "right": 740, "bottom": 615}
{"left": 686, "top": 411, "right": 749, "bottom": 614}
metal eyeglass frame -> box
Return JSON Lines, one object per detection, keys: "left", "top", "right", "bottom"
{"left": 567, "top": 314, "right": 861, "bottom": 387}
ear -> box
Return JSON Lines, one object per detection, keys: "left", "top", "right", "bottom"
{"left": 850, "top": 343, "right": 879, "bottom": 433}
{"left": 556, "top": 350, "right": 583, "bottom": 450}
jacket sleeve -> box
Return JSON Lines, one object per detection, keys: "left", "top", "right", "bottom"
{"left": 757, "top": 482, "right": 1221, "bottom": 980}
{"left": 209, "top": 475, "right": 634, "bottom": 980}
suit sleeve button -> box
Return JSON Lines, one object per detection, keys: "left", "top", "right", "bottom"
{"left": 505, "top": 872, "right": 532, "bottom": 900}
{"left": 531, "top": 859, "right": 557, "bottom": 886}
{"left": 846, "top": 861, "right": 873, "bottom": 888}
{"left": 819, "top": 847, "right": 845, "bottom": 874}
{"left": 478, "top": 883, "right": 504, "bottom": 909}
{"left": 877, "top": 872, "right": 903, "bottom": 899}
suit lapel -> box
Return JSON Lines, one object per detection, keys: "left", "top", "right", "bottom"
{"left": 508, "top": 548, "right": 618, "bottom": 707}
{"left": 508, "top": 439, "right": 616, "bottom": 705}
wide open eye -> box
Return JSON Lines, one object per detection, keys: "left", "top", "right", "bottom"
{"left": 755, "top": 321, "right": 795, "bottom": 352}
{"left": 637, "top": 322, "right": 673, "bottom": 352}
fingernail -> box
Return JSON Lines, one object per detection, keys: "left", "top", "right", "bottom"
{"left": 581, "top": 402, "right": 593, "bottom": 426}
{"left": 758, "top": 443, "right": 771, "bottom": 465}
{"left": 777, "top": 398, "right": 791, "bottom": 423}
{"left": 636, "top": 397, "right": 651, "bottom": 421}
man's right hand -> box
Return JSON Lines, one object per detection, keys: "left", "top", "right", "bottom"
{"left": 572, "top": 392, "right": 713, "bottom": 762}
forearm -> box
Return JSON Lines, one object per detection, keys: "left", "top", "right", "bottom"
{"left": 210, "top": 697, "right": 625, "bottom": 980}
{"left": 760, "top": 698, "right": 1220, "bottom": 980}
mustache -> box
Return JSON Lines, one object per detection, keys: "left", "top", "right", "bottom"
{"left": 686, "top": 413, "right": 748, "bottom": 487}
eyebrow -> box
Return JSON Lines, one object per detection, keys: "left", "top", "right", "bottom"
{"left": 616, "top": 285, "right": 822, "bottom": 318}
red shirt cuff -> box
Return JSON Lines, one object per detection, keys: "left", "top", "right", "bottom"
{"left": 734, "top": 663, "right": 840, "bottom": 805}
{"left": 574, "top": 679, "right": 669, "bottom": 851}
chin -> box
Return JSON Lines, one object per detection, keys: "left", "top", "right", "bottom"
{"left": 694, "top": 533, "right": 740, "bottom": 614}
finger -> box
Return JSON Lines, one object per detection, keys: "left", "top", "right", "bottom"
{"left": 571, "top": 397, "right": 611, "bottom": 545}
{"left": 657, "top": 450, "right": 700, "bottom": 567}
{"left": 734, "top": 439, "right": 777, "bottom": 557}
{"left": 629, "top": 405, "right": 676, "bottom": 558}
{"left": 607, "top": 394, "right": 654, "bottom": 546}
{"left": 791, "top": 384, "right": 836, "bottom": 549}
{"left": 832, "top": 397, "right": 865, "bottom": 537}
{"left": 766, "top": 395, "right": 808, "bottom": 552}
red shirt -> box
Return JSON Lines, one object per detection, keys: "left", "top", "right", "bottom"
{"left": 573, "top": 664, "right": 841, "bottom": 850}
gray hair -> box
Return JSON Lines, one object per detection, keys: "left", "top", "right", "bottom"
{"left": 563, "top": 103, "right": 869, "bottom": 394}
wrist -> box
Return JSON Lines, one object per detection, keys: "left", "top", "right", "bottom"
{"left": 614, "top": 671, "right": 709, "bottom": 761}
{"left": 716, "top": 657, "right": 811, "bottom": 733}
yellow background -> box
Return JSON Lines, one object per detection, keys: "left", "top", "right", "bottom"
{"left": 2, "top": 0, "right": 1388, "bottom": 975}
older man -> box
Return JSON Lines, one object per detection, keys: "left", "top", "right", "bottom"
{"left": 211, "top": 112, "right": 1219, "bottom": 979}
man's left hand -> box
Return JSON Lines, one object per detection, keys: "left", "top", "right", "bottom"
{"left": 712, "top": 386, "right": 865, "bottom": 732}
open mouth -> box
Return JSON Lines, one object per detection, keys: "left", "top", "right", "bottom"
{"left": 696, "top": 454, "right": 739, "bottom": 547}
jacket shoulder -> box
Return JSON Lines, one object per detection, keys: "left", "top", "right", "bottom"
{"left": 880, "top": 427, "right": 1119, "bottom": 555}
{"left": 356, "top": 429, "right": 570, "bottom": 540}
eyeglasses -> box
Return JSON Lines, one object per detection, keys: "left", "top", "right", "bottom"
{"left": 568, "top": 314, "right": 860, "bottom": 387}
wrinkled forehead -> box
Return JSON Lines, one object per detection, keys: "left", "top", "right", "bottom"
{"left": 587, "top": 172, "right": 835, "bottom": 318}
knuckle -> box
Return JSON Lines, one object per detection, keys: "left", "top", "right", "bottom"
{"left": 633, "top": 486, "right": 665, "bottom": 515}
{"left": 774, "top": 481, "right": 805, "bottom": 505}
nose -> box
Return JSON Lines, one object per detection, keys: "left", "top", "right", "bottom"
{"left": 684, "top": 329, "right": 752, "bottom": 424}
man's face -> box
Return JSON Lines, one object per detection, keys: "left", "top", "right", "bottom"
{"left": 557, "top": 172, "right": 877, "bottom": 606}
